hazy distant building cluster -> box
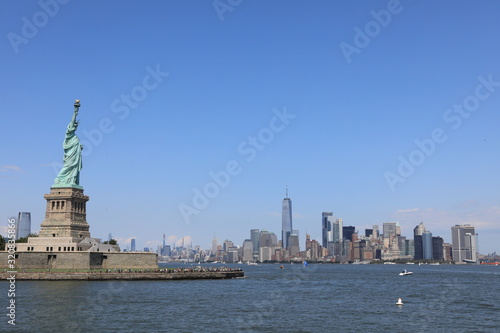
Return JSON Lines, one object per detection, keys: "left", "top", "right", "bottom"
{"left": 200, "top": 221, "right": 478, "bottom": 264}
{"left": 153, "top": 192, "right": 481, "bottom": 264}
{"left": 316, "top": 219, "right": 477, "bottom": 264}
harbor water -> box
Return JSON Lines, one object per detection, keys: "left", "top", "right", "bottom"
{"left": 1, "top": 263, "right": 499, "bottom": 332}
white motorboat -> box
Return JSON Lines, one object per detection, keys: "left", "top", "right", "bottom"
{"left": 399, "top": 270, "right": 413, "bottom": 276}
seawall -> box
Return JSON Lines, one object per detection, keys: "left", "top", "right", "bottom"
{"left": 0, "top": 270, "right": 244, "bottom": 281}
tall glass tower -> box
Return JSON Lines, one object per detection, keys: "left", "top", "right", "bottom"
{"left": 332, "top": 218, "right": 343, "bottom": 243}
{"left": 250, "top": 229, "right": 260, "bottom": 260}
{"left": 16, "top": 212, "right": 31, "bottom": 239}
{"left": 422, "top": 231, "right": 433, "bottom": 260}
{"left": 322, "top": 212, "right": 333, "bottom": 248}
{"left": 282, "top": 187, "right": 293, "bottom": 249}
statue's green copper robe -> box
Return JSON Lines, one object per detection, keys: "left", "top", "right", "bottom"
{"left": 53, "top": 105, "right": 82, "bottom": 187}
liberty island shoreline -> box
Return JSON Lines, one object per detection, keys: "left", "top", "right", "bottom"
{"left": 0, "top": 268, "right": 243, "bottom": 281}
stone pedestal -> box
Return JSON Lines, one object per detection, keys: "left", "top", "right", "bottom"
{"left": 11, "top": 181, "right": 152, "bottom": 270}
{"left": 38, "top": 187, "right": 91, "bottom": 239}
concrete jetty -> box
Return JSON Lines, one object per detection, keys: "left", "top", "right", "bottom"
{"left": 0, "top": 269, "right": 244, "bottom": 281}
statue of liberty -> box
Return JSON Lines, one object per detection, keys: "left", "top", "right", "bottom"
{"left": 53, "top": 100, "right": 83, "bottom": 188}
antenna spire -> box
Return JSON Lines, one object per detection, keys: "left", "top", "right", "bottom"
{"left": 286, "top": 184, "right": 288, "bottom": 198}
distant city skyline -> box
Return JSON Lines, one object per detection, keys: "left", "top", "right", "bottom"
{"left": 4, "top": 196, "right": 493, "bottom": 257}
{"left": 113, "top": 206, "right": 485, "bottom": 264}
{"left": 151, "top": 218, "right": 485, "bottom": 264}
{"left": 5, "top": 203, "right": 492, "bottom": 258}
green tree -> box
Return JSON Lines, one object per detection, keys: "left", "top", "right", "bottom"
{"left": 0, "top": 236, "right": 5, "bottom": 251}
{"left": 103, "top": 239, "right": 118, "bottom": 246}
{"left": 16, "top": 233, "right": 38, "bottom": 243}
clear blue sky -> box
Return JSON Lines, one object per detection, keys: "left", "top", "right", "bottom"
{"left": 1, "top": 0, "right": 500, "bottom": 253}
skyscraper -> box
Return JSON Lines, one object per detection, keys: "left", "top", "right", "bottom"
{"left": 282, "top": 187, "right": 293, "bottom": 249}
{"left": 259, "top": 246, "right": 272, "bottom": 262}
{"left": 288, "top": 234, "right": 300, "bottom": 257}
{"left": 443, "top": 243, "right": 452, "bottom": 261}
{"left": 406, "top": 239, "right": 415, "bottom": 257}
{"left": 259, "top": 229, "right": 271, "bottom": 247}
{"left": 164, "top": 245, "right": 171, "bottom": 256}
{"left": 322, "top": 212, "right": 334, "bottom": 248}
{"left": 211, "top": 235, "right": 218, "bottom": 255}
{"left": 242, "top": 239, "right": 254, "bottom": 262}
{"left": 383, "top": 222, "right": 399, "bottom": 239}
{"left": 432, "top": 236, "right": 444, "bottom": 261}
{"left": 131, "top": 238, "right": 136, "bottom": 252}
{"left": 16, "top": 212, "right": 31, "bottom": 239}
{"left": 413, "top": 222, "right": 425, "bottom": 260}
{"left": 292, "top": 229, "right": 300, "bottom": 245}
{"left": 250, "top": 229, "right": 260, "bottom": 260}
{"left": 414, "top": 222, "right": 425, "bottom": 236}
{"left": 451, "top": 224, "right": 478, "bottom": 263}
{"left": 325, "top": 218, "right": 343, "bottom": 257}
{"left": 223, "top": 239, "right": 234, "bottom": 252}
{"left": 422, "top": 231, "right": 433, "bottom": 260}
{"left": 398, "top": 236, "right": 407, "bottom": 257}
{"left": 381, "top": 222, "right": 400, "bottom": 255}
{"left": 372, "top": 225, "right": 379, "bottom": 240}
{"left": 343, "top": 226, "right": 355, "bottom": 242}
{"left": 414, "top": 235, "right": 423, "bottom": 260}
{"left": 332, "top": 218, "right": 343, "bottom": 243}
{"left": 269, "top": 232, "right": 278, "bottom": 247}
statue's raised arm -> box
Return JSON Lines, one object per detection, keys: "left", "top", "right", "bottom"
{"left": 67, "top": 100, "right": 80, "bottom": 133}
{"left": 53, "top": 100, "right": 83, "bottom": 188}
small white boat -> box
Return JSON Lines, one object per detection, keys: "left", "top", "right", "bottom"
{"left": 399, "top": 270, "right": 413, "bottom": 276}
{"left": 396, "top": 298, "right": 404, "bottom": 305}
